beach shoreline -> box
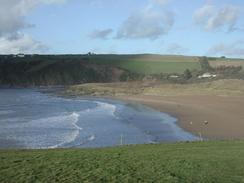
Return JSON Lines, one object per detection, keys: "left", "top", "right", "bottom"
{"left": 63, "top": 80, "right": 244, "bottom": 140}
{"left": 109, "top": 95, "right": 244, "bottom": 140}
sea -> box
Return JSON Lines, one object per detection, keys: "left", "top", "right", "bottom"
{"left": 0, "top": 88, "right": 199, "bottom": 149}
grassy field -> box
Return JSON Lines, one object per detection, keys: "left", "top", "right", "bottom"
{"left": 88, "top": 55, "right": 201, "bottom": 74}
{"left": 88, "top": 54, "right": 244, "bottom": 74}
{"left": 112, "top": 61, "right": 200, "bottom": 74}
{"left": 88, "top": 54, "right": 200, "bottom": 62}
{"left": 1, "top": 141, "right": 244, "bottom": 182}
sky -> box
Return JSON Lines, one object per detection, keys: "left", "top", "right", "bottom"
{"left": 0, "top": 0, "right": 244, "bottom": 57}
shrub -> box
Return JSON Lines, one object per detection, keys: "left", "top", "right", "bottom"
{"left": 199, "top": 57, "right": 212, "bottom": 72}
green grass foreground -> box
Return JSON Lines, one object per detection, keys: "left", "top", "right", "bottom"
{"left": 1, "top": 141, "right": 244, "bottom": 183}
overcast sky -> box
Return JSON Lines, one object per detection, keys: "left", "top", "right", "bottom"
{"left": 0, "top": 0, "right": 244, "bottom": 57}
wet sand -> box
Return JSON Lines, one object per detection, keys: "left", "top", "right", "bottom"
{"left": 114, "top": 95, "right": 244, "bottom": 139}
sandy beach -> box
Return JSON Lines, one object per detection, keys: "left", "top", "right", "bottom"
{"left": 66, "top": 80, "right": 244, "bottom": 140}
{"left": 114, "top": 95, "right": 244, "bottom": 140}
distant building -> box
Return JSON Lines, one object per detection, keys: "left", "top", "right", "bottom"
{"left": 169, "top": 75, "right": 179, "bottom": 78}
{"left": 16, "top": 54, "right": 25, "bottom": 58}
{"left": 198, "top": 73, "right": 217, "bottom": 79}
{"left": 87, "top": 52, "right": 96, "bottom": 56}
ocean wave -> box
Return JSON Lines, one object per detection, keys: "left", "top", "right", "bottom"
{"left": 75, "top": 100, "right": 119, "bottom": 119}
{"left": 39, "top": 112, "right": 83, "bottom": 149}
{"left": 88, "top": 134, "right": 95, "bottom": 141}
{"left": 4, "top": 112, "right": 83, "bottom": 149}
{"left": 0, "top": 117, "right": 22, "bottom": 123}
{"left": 159, "top": 113, "right": 200, "bottom": 141}
{"left": 70, "top": 112, "right": 83, "bottom": 131}
{"left": 94, "top": 101, "right": 118, "bottom": 118}
{"left": 0, "top": 110, "right": 14, "bottom": 115}
{"left": 73, "top": 134, "right": 96, "bottom": 147}
{"left": 24, "top": 112, "right": 82, "bottom": 130}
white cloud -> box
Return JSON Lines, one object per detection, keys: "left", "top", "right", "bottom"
{"left": 0, "top": 0, "right": 68, "bottom": 36}
{"left": 87, "top": 0, "right": 174, "bottom": 40}
{"left": 116, "top": 5, "right": 174, "bottom": 40}
{"left": 0, "top": 0, "right": 68, "bottom": 54}
{"left": 89, "top": 29, "right": 113, "bottom": 39}
{"left": 41, "top": 0, "right": 68, "bottom": 4}
{"left": 0, "top": 33, "right": 48, "bottom": 54}
{"left": 0, "top": 1, "right": 33, "bottom": 37}
{"left": 152, "top": 0, "right": 171, "bottom": 6}
{"left": 166, "top": 43, "right": 188, "bottom": 54}
{"left": 194, "top": 5, "right": 215, "bottom": 24}
{"left": 194, "top": 4, "right": 241, "bottom": 32}
{"left": 208, "top": 40, "right": 244, "bottom": 57}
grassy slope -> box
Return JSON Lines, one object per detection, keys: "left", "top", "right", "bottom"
{"left": 88, "top": 54, "right": 244, "bottom": 74}
{"left": 88, "top": 55, "right": 201, "bottom": 74}
{"left": 66, "top": 79, "right": 244, "bottom": 97}
{"left": 1, "top": 141, "right": 244, "bottom": 182}
{"left": 143, "top": 79, "right": 244, "bottom": 96}
{"left": 114, "top": 61, "right": 200, "bottom": 74}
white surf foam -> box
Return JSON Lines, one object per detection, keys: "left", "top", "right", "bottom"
{"left": 88, "top": 134, "right": 95, "bottom": 141}
{"left": 5, "top": 112, "right": 83, "bottom": 149}
{"left": 95, "top": 101, "right": 118, "bottom": 118}
{"left": 42, "top": 112, "right": 83, "bottom": 149}
{"left": 76, "top": 101, "right": 118, "bottom": 119}
{"left": 70, "top": 112, "right": 83, "bottom": 131}
{"left": 159, "top": 113, "right": 200, "bottom": 141}
{"left": 74, "top": 134, "right": 96, "bottom": 147}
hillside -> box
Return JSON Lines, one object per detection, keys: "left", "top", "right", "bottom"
{"left": 0, "top": 54, "right": 243, "bottom": 86}
{"left": 1, "top": 141, "right": 244, "bottom": 182}
{"left": 0, "top": 55, "right": 125, "bottom": 86}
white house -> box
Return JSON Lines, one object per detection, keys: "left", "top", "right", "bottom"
{"left": 169, "top": 75, "right": 179, "bottom": 78}
{"left": 198, "top": 73, "right": 217, "bottom": 79}
{"left": 16, "top": 54, "right": 25, "bottom": 58}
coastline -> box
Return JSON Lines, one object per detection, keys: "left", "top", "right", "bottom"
{"left": 0, "top": 88, "right": 200, "bottom": 149}
{"left": 64, "top": 80, "right": 244, "bottom": 140}
{"left": 63, "top": 92, "right": 244, "bottom": 140}
{"left": 110, "top": 95, "right": 244, "bottom": 140}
